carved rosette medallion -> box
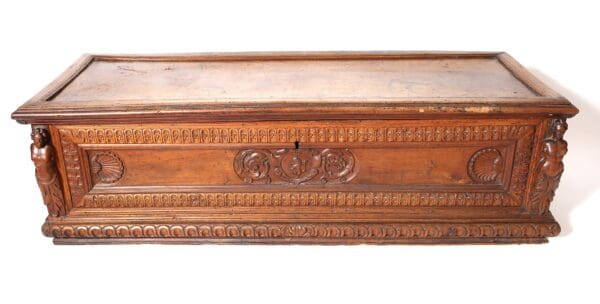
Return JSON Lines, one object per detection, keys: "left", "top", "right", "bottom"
{"left": 233, "top": 150, "right": 271, "bottom": 184}
{"left": 234, "top": 148, "right": 357, "bottom": 185}
{"left": 468, "top": 148, "right": 504, "bottom": 183}
{"left": 89, "top": 152, "right": 124, "bottom": 184}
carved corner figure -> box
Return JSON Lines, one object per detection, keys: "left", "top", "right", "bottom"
{"left": 30, "top": 127, "right": 66, "bottom": 217}
{"left": 531, "top": 118, "right": 569, "bottom": 214}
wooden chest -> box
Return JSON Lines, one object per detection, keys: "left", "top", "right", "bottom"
{"left": 12, "top": 52, "right": 578, "bottom": 244}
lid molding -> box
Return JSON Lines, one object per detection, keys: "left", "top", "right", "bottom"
{"left": 12, "top": 51, "right": 578, "bottom": 124}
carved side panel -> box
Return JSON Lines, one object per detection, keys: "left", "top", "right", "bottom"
{"left": 30, "top": 127, "right": 66, "bottom": 216}
{"left": 507, "top": 125, "right": 535, "bottom": 203}
{"left": 234, "top": 148, "right": 357, "bottom": 185}
{"left": 530, "top": 118, "right": 569, "bottom": 214}
{"left": 59, "top": 129, "right": 86, "bottom": 207}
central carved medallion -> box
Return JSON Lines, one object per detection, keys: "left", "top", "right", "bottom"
{"left": 234, "top": 148, "right": 357, "bottom": 185}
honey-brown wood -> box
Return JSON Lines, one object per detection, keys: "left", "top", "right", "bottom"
{"left": 11, "top": 51, "right": 578, "bottom": 244}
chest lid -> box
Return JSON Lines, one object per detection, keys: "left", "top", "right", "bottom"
{"left": 12, "top": 51, "right": 578, "bottom": 124}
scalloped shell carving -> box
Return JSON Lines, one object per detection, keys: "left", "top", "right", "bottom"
{"left": 90, "top": 152, "right": 124, "bottom": 184}
{"left": 468, "top": 148, "right": 503, "bottom": 183}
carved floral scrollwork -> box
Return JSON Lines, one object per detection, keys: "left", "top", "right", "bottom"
{"left": 89, "top": 151, "right": 124, "bottom": 184}
{"left": 234, "top": 148, "right": 357, "bottom": 185}
{"left": 30, "top": 127, "right": 66, "bottom": 216}
{"left": 468, "top": 148, "right": 504, "bottom": 183}
{"left": 321, "top": 149, "right": 356, "bottom": 182}
{"left": 530, "top": 118, "right": 568, "bottom": 214}
{"left": 232, "top": 150, "right": 271, "bottom": 184}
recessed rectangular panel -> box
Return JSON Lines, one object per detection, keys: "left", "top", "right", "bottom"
{"left": 83, "top": 145, "right": 511, "bottom": 187}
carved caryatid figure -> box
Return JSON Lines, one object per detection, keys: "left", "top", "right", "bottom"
{"left": 31, "top": 128, "right": 65, "bottom": 216}
{"left": 541, "top": 119, "right": 568, "bottom": 177}
{"left": 531, "top": 118, "right": 569, "bottom": 214}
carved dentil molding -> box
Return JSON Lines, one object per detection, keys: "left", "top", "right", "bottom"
{"left": 43, "top": 222, "right": 560, "bottom": 239}
{"left": 59, "top": 124, "right": 534, "bottom": 144}
{"left": 81, "top": 191, "right": 513, "bottom": 208}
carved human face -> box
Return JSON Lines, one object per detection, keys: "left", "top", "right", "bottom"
{"left": 554, "top": 120, "right": 567, "bottom": 138}
{"left": 32, "top": 130, "right": 45, "bottom": 148}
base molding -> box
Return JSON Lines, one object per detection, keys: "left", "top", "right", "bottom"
{"left": 54, "top": 237, "right": 550, "bottom": 245}
{"left": 44, "top": 214, "right": 560, "bottom": 245}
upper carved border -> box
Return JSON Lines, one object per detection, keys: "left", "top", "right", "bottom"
{"left": 60, "top": 125, "right": 532, "bottom": 144}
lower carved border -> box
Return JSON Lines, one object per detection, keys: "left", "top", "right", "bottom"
{"left": 81, "top": 192, "right": 512, "bottom": 208}
{"left": 43, "top": 222, "right": 560, "bottom": 240}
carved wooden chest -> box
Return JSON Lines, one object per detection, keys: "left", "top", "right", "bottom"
{"left": 12, "top": 52, "right": 578, "bottom": 244}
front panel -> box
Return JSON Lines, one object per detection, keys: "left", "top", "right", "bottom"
{"left": 54, "top": 119, "right": 537, "bottom": 211}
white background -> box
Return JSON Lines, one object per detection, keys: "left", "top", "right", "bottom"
{"left": 1, "top": 1, "right": 599, "bottom": 303}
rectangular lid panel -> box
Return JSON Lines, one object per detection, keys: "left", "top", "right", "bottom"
{"left": 51, "top": 57, "right": 537, "bottom": 105}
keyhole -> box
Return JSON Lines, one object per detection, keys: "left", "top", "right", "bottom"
{"left": 294, "top": 141, "right": 300, "bottom": 149}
